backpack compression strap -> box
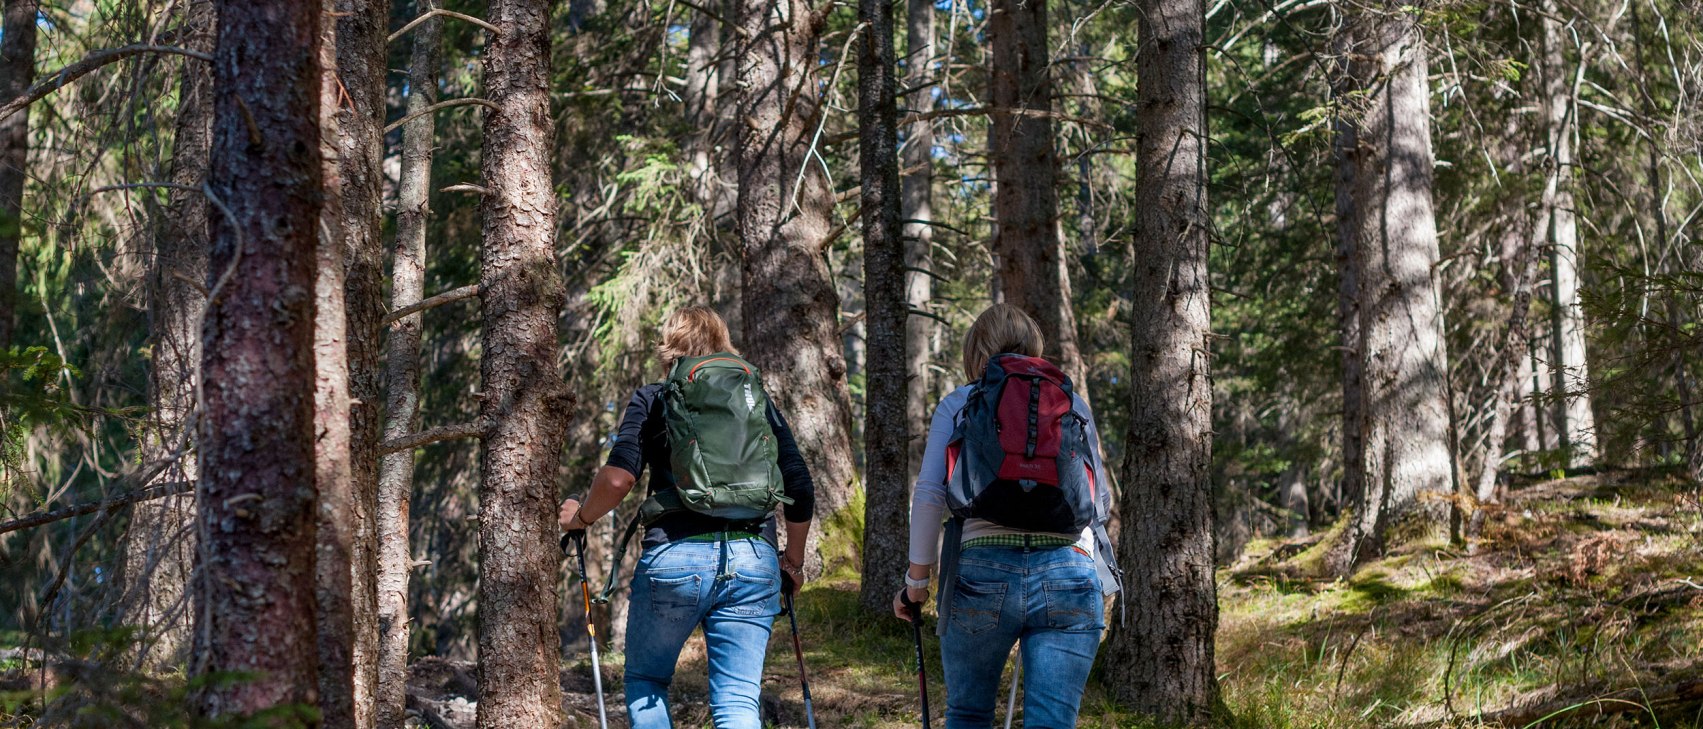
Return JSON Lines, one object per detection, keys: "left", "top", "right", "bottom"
{"left": 933, "top": 517, "right": 965, "bottom": 637}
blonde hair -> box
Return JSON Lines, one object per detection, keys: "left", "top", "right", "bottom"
{"left": 962, "top": 304, "right": 1044, "bottom": 381}
{"left": 659, "top": 306, "right": 737, "bottom": 367}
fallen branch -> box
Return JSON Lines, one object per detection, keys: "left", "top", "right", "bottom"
{"left": 384, "top": 98, "right": 501, "bottom": 134}
{"left": 0, "top": 481, "right": 192, "bottom": 537}
{"left": 389, "top": 8, "right": 498, "bottom": 43}
{"left": 0, "top": 45, "right": 213, "bottom": 123}
{"left": 380, "top": 421, "right": 486, "bottom": 456}
{"left": 383, "top": 284, "right": 480, "bottom": 326}
{"left": 441, "top": 183, "right": 489, "bottom": 196}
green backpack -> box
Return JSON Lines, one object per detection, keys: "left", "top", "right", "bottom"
{"left": 592, "top": 353, "right": 792, "bottom": 603}
{"left": 658, "top": 352, "right": 792, "bottom": 521}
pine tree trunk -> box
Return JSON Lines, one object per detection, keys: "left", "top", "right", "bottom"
{"left": 376, "top": 5, "right": 439, "bottom": 726}
{"left": 684, "top": 4, "right": 722, "bottom": 212}
{"left": 902, "top": 0, "right": 935, "bottom": 466}
{"left": 1102, "top": 0, "right": 1218, "bottom": 718}
{"left": 1471, "top": 113, "right": 1539, "bottom": 539}
{"left": 476, "top": 0, "right": 570, "bottom": 725}
{"left": 733, "top": 0, "right": 857, "bottom": 543}
{"left": 195, "top": 0, "right": 323, "bottom": 717}
{"left": 988, "top": 0, "right": 1084, "bottom": 386}
{"left": 858, "top": 0, "right": 908, "bottom": 615}
{"left": 333, "top": 1, "right": 390, "bottom": 718}
{"left": 0, "top": 0, "right": 35, "bottom": 346}
{"left": 1336, "top": 6, "right": 1454, "bottom": 564}
{"left": 123, "top": 0, "right": 212, "bottom": 670}
{"left": 314, "top": 7, "right": 358, "bottom": 722}
{"left": 1331, "top": 35, "right": 1365, "bottom": 526}
{"left": 1539, "top": 0, "right": 1596, "bottom": 467}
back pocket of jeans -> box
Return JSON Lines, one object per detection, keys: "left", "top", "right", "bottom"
{"left": 950, "top": 578, "right": 1007, "bottom": 636}
{"left": 1042, "top": 578, "right": 1100, "bottom": 630}
{"left": 725, "top": 571, "right": 779, "bottom": 617}
{"left": 648, "top": 573, "right": 703, "bottom": 622}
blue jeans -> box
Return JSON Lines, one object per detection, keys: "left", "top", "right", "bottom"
{"left": 624, "top": 537, "right": 780, "bottom": 729}
{"left": 941, "top": 546, "right": 1105, "bottom": 729}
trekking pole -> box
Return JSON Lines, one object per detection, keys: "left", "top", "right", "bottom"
{"left": 1002, "top": 658, "right": 1019, "bottom": 729}
{"left": 561, "top": 532, "right": 609, "bottom": 729}
{"left": 780, "top": 580, "right": 818, "bottom": 729}
{"left": 900, "top": 594, "right": 932, "bottom": 729}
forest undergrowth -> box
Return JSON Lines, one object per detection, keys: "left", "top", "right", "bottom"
{"left": 415, "top": 470, "right": 1703, "bottom": 728}
{"left": 4, "top": 471, "right": 1699, "bottom": 728}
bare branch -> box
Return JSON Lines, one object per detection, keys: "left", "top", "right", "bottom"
{"left": 0, "top": 481, "right": 192, "bottom": 537}
{"left": 441, "top": 183, "right": 490, "bottom": 195}
{"left": 382, "top": 284, "right": 480, "bottom": 326}
{"left": 380, "top": 421, "right": 486, "bottom": 456}
{"left": 0, "top": 45, "right": 213, "bottom": 123}
{"left": 389, "top": 8, "right": 499, "bottom": 43}
{"left": 383, "top": 98, "right": 501, "bottom": 134}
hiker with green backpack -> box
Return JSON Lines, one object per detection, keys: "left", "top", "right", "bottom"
{"left": 892, "top": 304, "right": 1122, "bottom": 729}
{"left": 558, "top": 306, "right": 815, "bottom": 729}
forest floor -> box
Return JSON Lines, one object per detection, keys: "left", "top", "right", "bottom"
{"left": 8, "top": 470, "right": 1695, "bottom": 727}
{"left": 399, "top": 469, "right": 1703, "bottom": 728}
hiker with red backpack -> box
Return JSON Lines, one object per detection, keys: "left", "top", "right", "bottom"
{"left": 892, "top": 304, "right": 1123, "bottom": 729}
{"left": 558, "top": 306, "right": 815, "bottom": 729}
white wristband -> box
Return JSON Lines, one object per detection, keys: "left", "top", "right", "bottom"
{"left": 904, "top": 574, "right": 931, "bottom": 590}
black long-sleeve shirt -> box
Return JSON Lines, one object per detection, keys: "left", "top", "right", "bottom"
{"left": 605, "top": 382, "right": 816, "bottom": 546}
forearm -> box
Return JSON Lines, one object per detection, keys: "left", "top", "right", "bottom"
{"left": 782, "top": 519, "right": 810, "bottom": 567}
{"left": 573, "top": 465, "right": 636, "bottom": 526}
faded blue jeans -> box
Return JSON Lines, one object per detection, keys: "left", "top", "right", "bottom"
{"left": 624, "top": 536, "right": 779, "bottom": 729}
{"left": 941, "top": 546, "right": 1105, "bottom": 729}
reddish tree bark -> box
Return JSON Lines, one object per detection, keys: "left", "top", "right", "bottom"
{"left": 196, "top": 0, "right": 323, "bottom": 719}
{"left": 332, "top": 0, "right": 390, "bottom": 721}
{"left": 475, "top": 0, "right": 570, "bottom": 725}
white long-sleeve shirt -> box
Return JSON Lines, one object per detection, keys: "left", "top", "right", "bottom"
{"left": 906, "top": 384, "right": 1105, "bottom": 566}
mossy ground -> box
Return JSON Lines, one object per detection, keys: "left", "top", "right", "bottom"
{"left": 4, "top": 472, "right": 1699, "bottom": 728}
{"left": 621, "top": 469, "right": 1703, "bottom": 728}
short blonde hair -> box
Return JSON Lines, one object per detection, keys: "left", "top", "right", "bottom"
{"left": 962, "top": 304, "right": 1044, "bottom": 381}
{"left": 659, "top": 306, "right": 736, "bottom": 367}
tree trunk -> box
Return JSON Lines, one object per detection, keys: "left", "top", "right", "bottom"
{"left": 1331, "top": 34, "right": 1365, "bottom": 528}
{"left": 475, "top": 0, "right": 569, "bottom": 725}
{"left": 334, "top": 1, "right": 390, "bottom": 718}
{"left": 733, "top": 0, "right": 857, "bottom": 549}
{"left": 988, "top": 0, "right": 1083, "bottom": 387}
{"left": 857, "top": 0, "right": 907, "bottom": 615}
{"left": 1102, "top": 0, "right": 1218, "bottom": 719}
{"left": 1538, "top": 0, "right": 1596, "bottom": 468}
{"left": 195, "top": 0, "right": 323, "bottom": 717}
{"left": 1336, "top": 6, "right": 1453, "bottom": 564}
{"left": 1471, "top": 113, "right": 1540, "bottom": 540}
{"left": 122, "top": 0, "right": 212, "bottom": 670}
{"left": 376, "top": 5, "right": 440, "bottom": 726}
{"left": 684, "top": 3, "right": 723, "bottom": 214}
{"left": 314, "top": 5, "right": 358, "bottom": 722}
{"left": 0, "top": 0, "right": 35, "bottom": 346}
{"left": 902, "top": 0, "right": 935, "bottom": 466}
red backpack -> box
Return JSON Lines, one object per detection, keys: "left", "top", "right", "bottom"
{"left": 934, "top": 353, "right": 1123, "bottom": 633}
